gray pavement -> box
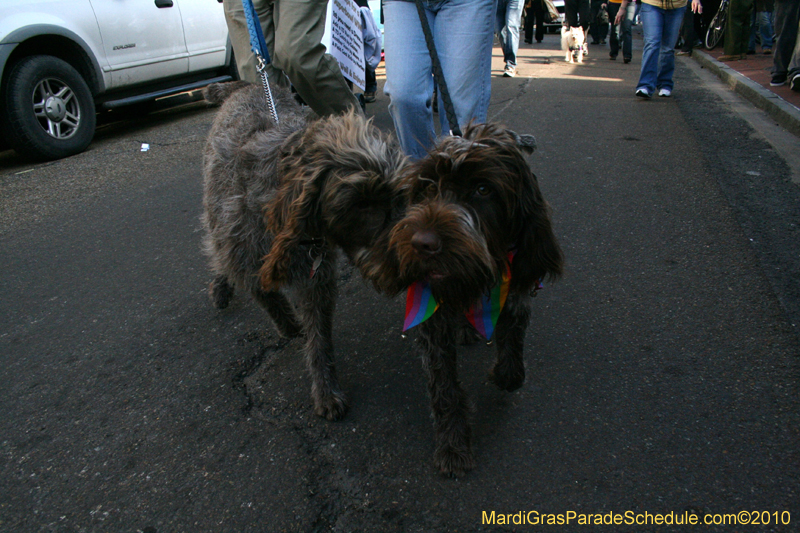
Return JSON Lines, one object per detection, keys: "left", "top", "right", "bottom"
{"left": 1, "top": 35, "right": 799, "bottom": 532}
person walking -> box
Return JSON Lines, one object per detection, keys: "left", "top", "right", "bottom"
{"left": 607, "top": 0, "right": 636, "bottom": 61}
{"left": 623, "top": 0, "right": 703, "bottom": 97}
{"left": 497, "top": 0, "right": 526, "bottom": 76}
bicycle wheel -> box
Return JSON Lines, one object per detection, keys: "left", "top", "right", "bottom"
{"left": 704, "top": 2, "right": 727, "bottom": 50}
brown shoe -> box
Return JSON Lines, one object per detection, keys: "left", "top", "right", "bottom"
{"left": 718, "top": 54, "right": 741, "bottom": 61}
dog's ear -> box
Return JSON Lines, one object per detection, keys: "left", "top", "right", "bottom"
{"left": 461, "top": 122, "right": 537, "bottom": 154}
{"left": 511, "top": 170, "right": 564, "bottom": 292}
{"left": 259, "top": 161, "right": 327, "bottom": 291}
{"left": 507, "top": 130, "right": 537, "bottom": 154}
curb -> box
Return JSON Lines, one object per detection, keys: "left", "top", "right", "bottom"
{"left": 690, "top": 49, "right": 800, "bottom": 138}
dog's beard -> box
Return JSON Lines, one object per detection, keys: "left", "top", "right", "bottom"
{"left": 389, "top": 203, "right": 499, "bottom": 310}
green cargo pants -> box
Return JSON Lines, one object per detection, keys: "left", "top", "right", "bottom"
{"left": 223, "top": 0, "right": 361, "bottom": 116}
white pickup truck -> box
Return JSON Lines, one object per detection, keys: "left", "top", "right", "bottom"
{"left": 0, "top": 0, "right": 236, "bottom": 161}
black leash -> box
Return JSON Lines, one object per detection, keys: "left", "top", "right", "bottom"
{"left": 413, "top": 0, "right": 462, "bottom": 137}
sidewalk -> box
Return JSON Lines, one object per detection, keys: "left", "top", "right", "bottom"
{"left": 691, "top": 47, "right": 800, "bottom": 137}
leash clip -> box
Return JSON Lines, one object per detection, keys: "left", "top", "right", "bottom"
{"left": 309, "top": 248, "right": 325, "bottom": 279}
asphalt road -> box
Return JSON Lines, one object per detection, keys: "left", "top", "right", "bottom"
{"left": 1, "top": 36, "right": 798, "bottom": 533}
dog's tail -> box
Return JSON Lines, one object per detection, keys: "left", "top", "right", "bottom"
{"left": 203, "top": 81, "right": 251, "bottom": 106}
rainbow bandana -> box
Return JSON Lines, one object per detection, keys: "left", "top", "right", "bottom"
{"left": 403, "top": 251, "right": 519, "bottom": 340}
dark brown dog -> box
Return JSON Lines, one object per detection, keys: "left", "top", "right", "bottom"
{"left": 201, "top": 82, "right": 406, "bottom": 421}
{"left": 383, "top": 122, "right": 564, "bottom": 475}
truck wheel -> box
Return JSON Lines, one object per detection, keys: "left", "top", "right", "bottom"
{"left": 3, "top": 55, "right": 96, "bottom": 160}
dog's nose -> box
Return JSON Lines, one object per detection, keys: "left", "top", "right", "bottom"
{"left": 411, "top": 230, "right": 442, "bottom": 257}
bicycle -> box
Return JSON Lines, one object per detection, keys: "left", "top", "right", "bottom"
{"left": 705, "top": 0, "right": 729, "bottom": 49}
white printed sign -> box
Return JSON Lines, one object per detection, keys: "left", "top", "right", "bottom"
{"left": 322, "top": 0, "right": 366, "bottom": 91}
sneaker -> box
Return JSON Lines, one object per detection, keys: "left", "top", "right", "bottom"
{"left": 503, "top": 64, "right": 516, "bottom": 77}
{"left": 770, "top": 74, "right": 787, "bottom": 86}
{"left": 676, "top": 50, "right": 691, "bottom": 56}
{"left": 658, "top": 88, "right": 672, "bottom": 97}
{"left": 636, "top": 87, "right": 651, "bottom": 98}
{"left": 762, "top": 48, "right": 772, "bottom": 54}
{"left": 791, "top": 73, "right": 800, "bottom": 92}
{"left": 718, "top": 54, "right": 741, "bottom": 61}
{"left": 363, "top": 91, "right": 376, "bottom": 103}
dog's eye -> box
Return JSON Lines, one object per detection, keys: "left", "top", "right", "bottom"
{"left": 474, "top": 183, "right": 492, "bottom": 197}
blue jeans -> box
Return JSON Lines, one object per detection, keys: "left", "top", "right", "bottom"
{"left": 383, "top": 0, "right": 495, "bottom": 159}
{"left": 496, "top": 0, "right": 524, "bottom": 67}
{"left": 748, "top": 10, "right": 774, "bottom": 51}
{"left": 637, "top": 2, "right": 686, "bottom": 93}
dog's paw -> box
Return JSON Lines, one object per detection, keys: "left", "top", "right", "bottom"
{"left": 314, "top": 390, "right": 349, "bottom": 421}
{"left": 210, "top": 275, "right": 235, "bottom": 309}
{"left": 489, "top": 361, "right": 525, "bottom": 392}
{"left": 434, "top": 445, "right": 476, "bottom": 477}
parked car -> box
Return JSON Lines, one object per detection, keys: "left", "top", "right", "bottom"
{"left": 0, "top": 0, "right": 236, "bottom": 161}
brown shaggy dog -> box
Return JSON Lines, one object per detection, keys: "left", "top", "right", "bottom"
{"left": 380, "top": 123, "right": 564, "bottom": 476}
{"left": 201, "top": 82, "right": 406, "bottom": 421}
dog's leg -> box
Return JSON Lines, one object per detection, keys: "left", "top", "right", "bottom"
{"left": 209, "top": 274, "right": 235, "bottom": 309}
{"left": 292, "top": 264, "right": 348, "bottom": 421}
{"left": 251, "top": 288, "right": 303, "bottom": 339}
{"left": 419, "top": 313, "right": 475, "bottom": 476}
{"left": 489, "top": 295, "right": 531, "bottom": 392}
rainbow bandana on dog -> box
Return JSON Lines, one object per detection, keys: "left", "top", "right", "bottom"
{"left": 403, "top": 251, "right": 522, "bottom": 339}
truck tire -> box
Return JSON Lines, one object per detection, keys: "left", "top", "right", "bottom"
{"left": 3, "top": 55, "right": 96, "bottom": 161}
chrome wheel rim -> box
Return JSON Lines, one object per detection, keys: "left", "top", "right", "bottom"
{"left": 32, "top": 77, "right": 81, "bottom": 140}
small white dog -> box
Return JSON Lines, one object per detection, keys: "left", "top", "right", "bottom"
{"left": 561, "top": 26, "right": 586, "bottom": 64}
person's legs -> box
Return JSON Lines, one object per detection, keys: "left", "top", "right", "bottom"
{"left": 622, "top": 1, "right": 635, "bottom": 60}
{"left": 758, "top": 11, "right": 774, "bottom": 49}
{"left": 497, "top": 0, "right": 511, "bottom": 59}
{"left": 383, "top": 0, "right": 436, "bottom": 159}
{"left": 497, "top": 0, "right": 524, "bottom": 67}
{"left": 680, "top": 4, "right": 696, "bottom": 53}
{"left": 656, "top": 5, "right": 686, "bottom": 91}
{"left": 223, "top": 0, "right": 258, "bottom": 83}
{"left": 364, "top": 66, "right": 377, "bottom": 101}
{"left": 637, "top": 3, "right": 664, "bottom": 94}
{"left": 590, "top": 0, "right": 603, "bottom": 42}
{"left": 578, "top": 0, "right": 591, "bottom": 31}
{"left": 434, "top": 0, "right": 495, "bottom": 133}
{"left": 608, "top": 2, "right": 620, "bottom": 57}
{"left": 723, "top": 0, "right": 754, "bottom": 56}
{"left": 564, "top": 0, "right": 580, "bottom": 27}
{"left": 789, "top": 20, "right": 800, "bottom": 82}
{"left": 523, "top": 1, "right": 534, "bottom": 42}
{"left": 272, "top": 0, "right": 360, "bottom": 116}
{"left": 772, "top": 0, "right": 800, "bottom": 81}
{"left": 533, "top": 0, "right": 546, "bottom": 41}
